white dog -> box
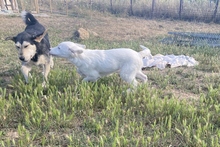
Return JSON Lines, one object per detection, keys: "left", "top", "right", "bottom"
{"left": 49, "top": 41, "right": 147, "bottom": 87}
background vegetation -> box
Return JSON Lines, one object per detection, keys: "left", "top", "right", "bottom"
{"left": 16, "top": 0, "right": 220, "bottom": 22}
{"left": 1, "top": 3, "right": 220, "bottom": 147}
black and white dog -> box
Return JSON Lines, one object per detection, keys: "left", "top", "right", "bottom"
{"left": 6, "top": 11, "right": 53, "bottom": 86}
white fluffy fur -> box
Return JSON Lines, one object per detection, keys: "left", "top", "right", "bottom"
{"left": 50, "top": 41, "right": 147, "bottom": 87}
{"left": 21, "top": 11, "right": 27, "bottom": 23}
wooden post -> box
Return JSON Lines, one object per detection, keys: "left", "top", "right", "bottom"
{"left": 89, "top": 0, "right": 93, "bottom": 5}
{"left": 10, "top": 0, "right": 15, "bottom": 10}
{"left": 212, "top": 0, "right": 219, "bottom": 21}
{"left": 4, "top": 0, "right": 8, "bottom": 10}
{"left": 14, "top": 0, "right": 19, "bottom": 11}
{"left": 11, "top": 0, "right": 18, "bottom": 11}
{"left": 179, "top": 0, "right": 183, "bottom": 19}
{"left": 151, "top": 0, "right": 155, "bottom": 19}
{"left": 66, "top": 0, "right": 68, "bottom": 15}
{"left": 20, "top": 0, "right": 25, "bottom": 10}
{"left": 130, "top": 0, "right": 133, "bottom": 15}
{"left": 50, "top": 0, "right": 52, "bottom": 13}
{"left": 110, "top": 0, "right": 113, "bottom": 13}
{"left": 0, "top": 0, "right": 5, "bottom": 10}
{"left": 35, "top": 0, "right": 39, "bottom": 13}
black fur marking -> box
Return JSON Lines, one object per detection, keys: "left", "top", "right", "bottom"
{"left": 31, "top": 53, "right": 38, "bottom": 62}
{"left": 24, "top": 12, "right": 38, "bottom": 26}
{"left": 24, "top": 12, "right": 45, "bottom": 38}
{"left": 14, "top": 31, "right": 35, "bottom": 45}
{"left": 35, "top": 33, "right": 51, "bottom": 55}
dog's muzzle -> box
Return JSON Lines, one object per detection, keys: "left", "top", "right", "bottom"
{"left": 19, "top": 56, "right": 25, "bottom": 61}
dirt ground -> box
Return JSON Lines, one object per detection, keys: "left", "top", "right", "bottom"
{"left": 1, "top": 11, "right": 220, "bottom": 42}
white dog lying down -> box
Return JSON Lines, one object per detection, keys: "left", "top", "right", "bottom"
{"left": 49, "top": 41, "right": 147, "bottom": 87}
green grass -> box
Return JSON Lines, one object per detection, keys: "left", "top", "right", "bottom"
{"left": 1, "top": 12, "right": 220, "bottom": 146}
{"left": 1, "top": 38, "right": 220, "bottom": 146}
{"left": 1, "top": 70, "right": 220, "bottom": 146}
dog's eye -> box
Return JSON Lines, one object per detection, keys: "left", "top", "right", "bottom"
{"left": 24, "top": 45, "right": 29, "bottom": 48}
{"left": 16, "top": 46, "right": 20, "bottom": 49}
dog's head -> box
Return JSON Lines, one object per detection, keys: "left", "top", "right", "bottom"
{"left": 50, "top": 42, "right": 86, "bottom": 58}
{"left": 5, "top": 30, "right": 47, "bottom": 62}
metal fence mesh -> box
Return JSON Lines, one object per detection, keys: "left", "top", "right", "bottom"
{"left": 1, "top": 0, "right": 220, "bottom": 22}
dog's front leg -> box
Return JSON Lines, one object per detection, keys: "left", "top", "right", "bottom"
{"left": 21, "top": 65, "right": 32, "bottom": 84}
{"left": 50, "top": 55, "right": 54, "bottom": 68}
{"left": 42, "top": 62, "right": 51, "bottom": 87}
{"left": 81, "top": 70, "right": 101, "bottom": 82}
{"left": 77, "top": 68, "right": 86, "bottom": 78}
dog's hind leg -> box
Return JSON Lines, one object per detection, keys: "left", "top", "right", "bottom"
{"left": 77, "top": 69, "right": 86, "bottom": 78}
{"left": 21, "top": 65, "right": 32, "bottom": 84}
{"left": 121, "top": 72, "right": 141, "bottom": 93}
{"left": 136, "top": 71, "right": 148, "bottom": 83}
{"left": 120, "top": 67, "right": 138, "bottom": 87}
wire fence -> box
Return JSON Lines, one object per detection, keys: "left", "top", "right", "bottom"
{"left": 1, "top": 0, "right": 220, "bottom": 23}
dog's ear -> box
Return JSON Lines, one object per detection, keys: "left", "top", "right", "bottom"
{"left": 34, "top": 29, "right": 47, "bottom": 43}
{"left": 68, "top": 46, "right": 84, "bottom": 54}
{"left": 5, "top": 36, "right": 16, "bottom": 42}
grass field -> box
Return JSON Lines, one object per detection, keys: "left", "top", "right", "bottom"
{"left": 1, "top": 9, "right": 220, "bottom": 146}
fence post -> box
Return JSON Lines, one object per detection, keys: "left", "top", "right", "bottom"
{"left": 179, "top": 0, "right": 183, "bottom": 19}
{"left": 66, "top": 0, "right": 68, "bottom": 15}
{"left": 49, "top": 0, "right": 52, "bottom": 13}
{"left": 212, "top": 0, "right": 219, "bottom": 21}
{"left": 151, "top": 0, "right": 155, "bottom": 19}
{"left": 14, "top": 0, "right": 19, "bottom": 11}
{"left": 35, "top": 0, "right": 39, "bottom": 13}
{"left": 130, "top": 0, "right": 133, "bottom": 15}
{"left": 20, "top": 0, "right": 25, "bottom": 10}
{"left": 110, "top": 0, "right": 113, "bottom": 13}
{"left": 89, "top": 0, "right": 93, "bottom": 8}
{"left": 11, "top": 0, "right": 15, "bottom": 10}
{"left": 0, "top": 0, "right": 5, "bottom": 10}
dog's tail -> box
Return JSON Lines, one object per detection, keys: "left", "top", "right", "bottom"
{"left": 139, "top": 45, "right": 153, "bottom": 58}
{"left": 21, "top": 11, "right": 38, "bottom": 26}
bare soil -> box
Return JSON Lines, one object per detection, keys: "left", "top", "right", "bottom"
{"left": 1, "top": 11, "right": 219, "bottom": 42}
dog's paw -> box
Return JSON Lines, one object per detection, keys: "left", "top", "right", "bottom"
{"left": 50, "top": 64, "right": 54, "bottom": 68}
{"left": 42, "top": 81, "right": 48, "bottom": 88}
{"left": 29, "top": 74, "right": 32, "bottom": 79}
